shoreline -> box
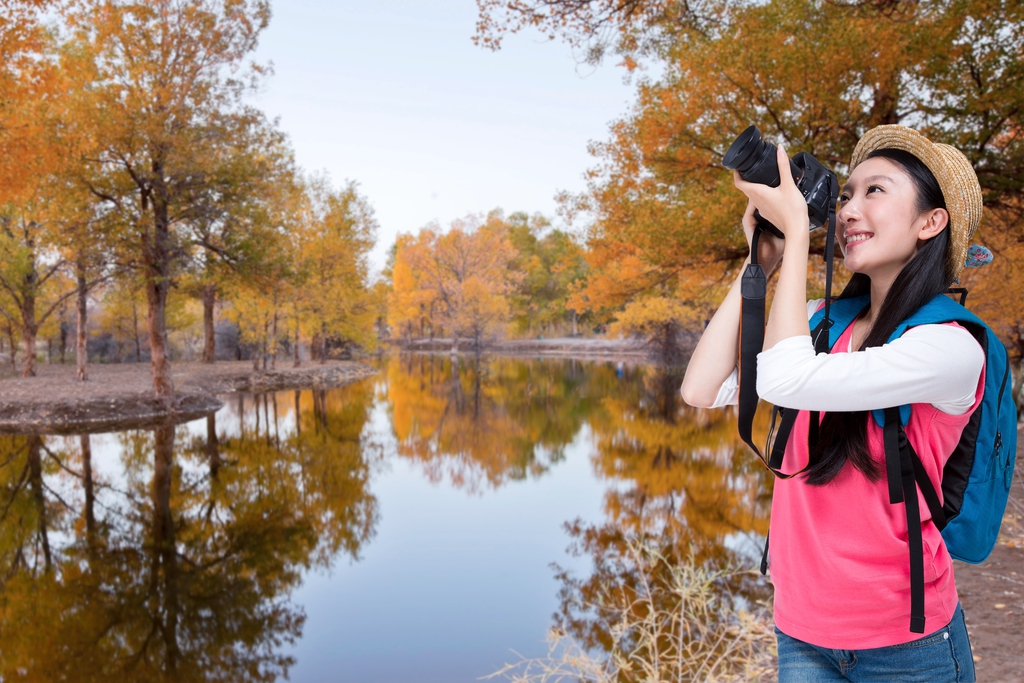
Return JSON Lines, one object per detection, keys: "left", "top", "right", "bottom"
{"left": 394, "top": 336, "right": 658, "bottom": 359}
{"left": 0, "top": 360, "right": 379, "bottom": 434}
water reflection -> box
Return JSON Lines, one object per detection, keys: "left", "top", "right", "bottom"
{"left": 0, "top": 356, "right": 772, "bottom": 680}
{"left": 0, "top": 378, "right": 378, "bottom": 681}
{"left": 553, "top": 367, "right": 774, "bottom": 665}
{"left": 387, "top": 355, "right": 596, "bottom": 492}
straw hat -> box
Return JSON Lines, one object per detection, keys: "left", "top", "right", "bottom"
{"left": 850, "top": 125, "right": 983, "bottom": 283}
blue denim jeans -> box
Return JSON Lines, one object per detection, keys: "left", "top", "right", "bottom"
{"left": 775, "top": 603, "right": 975, "bottom": 682}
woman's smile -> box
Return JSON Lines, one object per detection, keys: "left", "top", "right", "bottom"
{"left": 844, "top": 231, "right": 873, "bottom": 247}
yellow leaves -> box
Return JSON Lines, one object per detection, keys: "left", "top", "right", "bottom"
{"left": 392, "top": 213, "right": 519, "bottom": 345}
{"left": 608, "top": 296, "right": 701, "bottom": 339}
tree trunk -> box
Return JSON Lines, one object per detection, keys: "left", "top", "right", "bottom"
{"left": 262, "top": 335, "right": 268, "bottom": 372}
{"left": 310, "top": 332, "right": 320, "bottom": 363}
{"left": 270, "top": 308, "right": 278, "bottom": 371}
{"left": 293, "top": 320, "right": 300, "bottom": 368}
{"left": 144, "top": 199, "right": 176, "bottom": 407}
{"left": 81, "top": 434, "right": 97, "bottom": 555}
{"left": 252, "top": 331, "right": 261, "bottom": 372}
{"left": 206, "top": 413, "right": 221, "bottom": 480}
{"left": 5, "top": 325, "right": 15, "bottom": 371}
{"left": 151, "top": 421, "right": 180, "bottom": 674}
{"left": 21, "top": 321, "right": 37, "bottom": 377}
{"left": 28, "top": 436, "right": 52, "bottom": 571}
{"left": 319, "top": 323, "right": 327, "bottom": 365}
{"left": 202, "top": 283, "right": 216, "bottom": 363}
{"left": 76, "top": 259, "right": 89, "bottom": 381}
{"left": 133, "top": 299, "right": 142, "bottom": 362}
{"left": 60, "top": 318, "right": 68, "bottom": 363}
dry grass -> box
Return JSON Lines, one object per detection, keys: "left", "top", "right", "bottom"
{"left": 486, "top": 538, "right": 776, "bottom": 683}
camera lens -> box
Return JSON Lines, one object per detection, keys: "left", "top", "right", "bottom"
{"left": 723, "top": 125, "right": 799, "bottom": 187}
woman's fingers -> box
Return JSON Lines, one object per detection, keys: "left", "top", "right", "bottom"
{"left": 777, "top": 144, "right": 797, "bottom": 188}
{"left": 733, "top": 143, "right": 809, "bottom": 239}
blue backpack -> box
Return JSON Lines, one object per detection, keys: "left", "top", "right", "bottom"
{"left": 809, "top": 292, "right": 1017, "bottom": 632}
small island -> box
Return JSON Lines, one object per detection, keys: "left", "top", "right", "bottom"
{"left": 0, "top": 360, "right": 377, "bottom": 434}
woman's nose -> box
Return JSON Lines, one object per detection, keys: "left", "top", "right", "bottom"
{"left": 838, "top": 199, "right": 859, "bottom": 225}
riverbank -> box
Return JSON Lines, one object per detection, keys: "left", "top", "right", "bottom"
{"left": 0, "top": 360, "right": 378, "bottom": 434}
{"left": 397, "top": 336, "right": 656, "bottom": 358}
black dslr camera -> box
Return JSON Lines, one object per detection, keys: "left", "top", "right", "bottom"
{"left": 723, "top": 125, "right": 838, "bottom": 238}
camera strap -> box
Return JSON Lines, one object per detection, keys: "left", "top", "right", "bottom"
{"left": 737, "top": 177, "right": 838, "bottom": 478}
{"left": 738, "top": 226, "right": 804, "bottom": 477}
{"left": 807, "top": 184, "right": 838, "bottom": 463}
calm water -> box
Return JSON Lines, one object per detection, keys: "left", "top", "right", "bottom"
{"left": 0, "top": 355, "right": 772, "bottom": 682}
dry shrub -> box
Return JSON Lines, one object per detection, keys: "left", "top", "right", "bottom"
{"left": 487, "top": 538, "right": 776, "bottom": 682}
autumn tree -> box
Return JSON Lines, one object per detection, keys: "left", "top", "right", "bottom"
{"left": 68, "top": 0, "right": 273, "bottom": 406}
{"left": 290, "top": 176, "right": 379, "bottom": 363}
{"left": 505, "top": 211, "right": 588, "bottom": 337}
{"left": 388, "top": 233, "right": 438, "bottom": 344}
{"left": 397, "top": 212, "right": 519, "bottom": 352}
{"left": 94, "top": 273, "right": 147, "bottom": 362}
{"left": 0, "top": 0, "right": 62, "bottom": 207}
{"left": 178, "top": 118, "right": 295, "bottom": 364}
{"left": 481, "top": 0, "right": 1024, "bottom": 353}
{"left": 0, "top": 199, "right": 82, "bottom": 377}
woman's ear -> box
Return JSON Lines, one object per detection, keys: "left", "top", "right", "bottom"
{"left": 918, "top": 207, "right": 949, "bottom": 240}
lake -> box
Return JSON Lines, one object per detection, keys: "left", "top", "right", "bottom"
{"left": 0, "top": 355, "right": 773, "bottom": 682}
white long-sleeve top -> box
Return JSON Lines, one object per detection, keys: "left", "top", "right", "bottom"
{"left": 704, "top": 299, "right": 985, "bottom": 415}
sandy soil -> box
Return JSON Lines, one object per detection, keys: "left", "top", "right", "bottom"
{"left": 0, "top": 359, "right": 378, "bottom": 434}
{"left": 955, "top": 435, "right": 1024, "bottom": 683}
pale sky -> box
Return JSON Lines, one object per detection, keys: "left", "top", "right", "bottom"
{"left": 250, "top": 0, "right": 636, "bottom": 272}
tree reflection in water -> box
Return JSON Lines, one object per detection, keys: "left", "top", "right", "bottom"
{"left": 0, "top": 357, "right": 775, "bottom": 680}
{"left": 0, "top": 377, "right": 378, "bottom": 681}
{"left": 547, "top": 367, "right": 775, "bottom": 678}
{"left": 387, "top": 354, "right": 595, "bottom": 492}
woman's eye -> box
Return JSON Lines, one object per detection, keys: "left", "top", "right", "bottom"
{"left": 839, "top": 194, "right": 849, "bottom": 203}
{"left": 867, "top": 185, "right": 882, "bottom": 194}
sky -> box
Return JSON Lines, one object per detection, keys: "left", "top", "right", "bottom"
{"left": 250, "top": 0, "right": 637, "bottom": 272}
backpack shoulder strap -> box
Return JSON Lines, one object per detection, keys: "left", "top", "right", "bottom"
{"left": 871, "top": 293, "right": 982, "bottom": 429}
{"left": 809, "top": 295, "right": 869, "bottom": 351}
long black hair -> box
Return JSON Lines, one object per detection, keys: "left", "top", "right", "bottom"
{"left": 804, "top": 148, "right": 951, "bottom": 486}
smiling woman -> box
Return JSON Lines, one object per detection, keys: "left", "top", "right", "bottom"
{"left": 680, "top": 124, "right": 1007, "bottom": 683}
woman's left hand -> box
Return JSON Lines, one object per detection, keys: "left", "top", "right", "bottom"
{"left": 733, "top": 144, "right": 810, "bottom": 241}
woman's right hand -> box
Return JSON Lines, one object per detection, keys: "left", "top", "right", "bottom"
{"left": 741, "top": 198, "right": 784, "bottom": 271}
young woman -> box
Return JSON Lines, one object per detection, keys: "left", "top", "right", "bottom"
{"left": 680, "top": 125, "right": 985, "bottom": 682}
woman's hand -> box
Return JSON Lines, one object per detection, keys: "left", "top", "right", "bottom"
{"left": 741, "top": 199, "right": 785, "bottom": 272}
{"left": 733, "top": 144, "right": 810, "bottom": 241}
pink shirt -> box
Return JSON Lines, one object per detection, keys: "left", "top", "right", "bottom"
{"left": 769, "top": 319, "right": 986, "bottom": 648}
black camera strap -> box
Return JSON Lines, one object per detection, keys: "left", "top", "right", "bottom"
{"left": 737, "top": 227, "right": 768, "bottom": 463}
{"left": 737, "top": 174, "right": 838, "bottom": 479}
{"left": 807, "top": 183, "right": 838, "bottom": 463}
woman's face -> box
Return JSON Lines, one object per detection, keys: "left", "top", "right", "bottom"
{"left": 836, "top": 157, "right": 943, "bottom": 282}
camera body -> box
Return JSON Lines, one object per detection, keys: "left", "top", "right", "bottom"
{"left": 723, "top": 125, "right": 839, "bottom": 238}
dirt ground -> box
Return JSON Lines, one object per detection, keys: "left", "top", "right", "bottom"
{"left": 955, "top": 433, "right": 1024, "bottom": 683}
{"left": 0, "top": 359, "right": 378, "bottom": 434}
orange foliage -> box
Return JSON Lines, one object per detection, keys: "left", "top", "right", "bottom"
{"left": 390, "top": 213, "right": 519, "bottom": 350}
{"left": 537, "top": 0, "right": 1024, "bottom": 341}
